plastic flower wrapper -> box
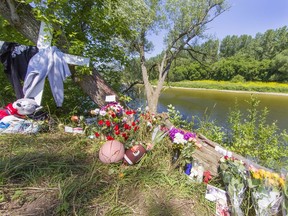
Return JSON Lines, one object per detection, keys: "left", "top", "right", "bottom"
{"left": 283, "top": 174, "right": 288, "bottom": 215}
{"left": 248, "top": 166, "right": 284, "bottom": 216}
{"left": 146, "top": 125, "right": 168, "bottom": 151}
{"left": 219, "top": 156, "right": 247, "bottom": 216}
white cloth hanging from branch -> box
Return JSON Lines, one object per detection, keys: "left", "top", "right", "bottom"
{"left": 23, "top": 20, "right": 90, "bottom": 106}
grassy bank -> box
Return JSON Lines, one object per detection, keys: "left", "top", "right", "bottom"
{"left": 166, "top": 80, "right": 288, "bottom": 94}
{"left": 0, "top": 131, "right": 215, "bottom": 215}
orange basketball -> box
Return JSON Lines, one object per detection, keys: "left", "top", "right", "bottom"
{"left": 99, "top": 140, "right": 125, "bottom": 164}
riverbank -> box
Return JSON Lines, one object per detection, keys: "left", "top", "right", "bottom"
{"left": 167, "top": 86, "right": 288, "bottom": 97}
{"left": 164, "top": 80, "right": 288, "bottom": 95}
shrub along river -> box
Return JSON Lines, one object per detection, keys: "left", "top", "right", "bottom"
{"left": 155, "top": 88, "right": 288, "bottom": 132}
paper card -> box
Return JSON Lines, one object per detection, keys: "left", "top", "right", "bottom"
{"left": 216, "top": 202, "right": 230, "bottom": 216}
{"left": 105, "top": 95, "right": 116, "bottom": 102}
{"left": 64, "top": 126, "right": 74, "bottom": 133}
{"left": 205, "top": 184, "right": 230, "bottom": 216}
{"left": 205, "top": 184, "right": 227, "bottom": 203}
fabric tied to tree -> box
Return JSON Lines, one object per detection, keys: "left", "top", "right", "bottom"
{"left": 23, "top": 46, "right": 71, "bottom": 107}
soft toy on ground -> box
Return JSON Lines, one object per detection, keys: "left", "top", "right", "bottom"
{"left": 0, "top": 98, "right": 40, "bottom": 120}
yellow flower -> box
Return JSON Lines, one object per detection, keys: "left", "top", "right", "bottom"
{"left": 279, "top": 178, "right": 285, "bottom": 188}
{"left": 272, "top": 173, "right": 280, "bottom": 180}
{"left": 258, "top": 169, "right": 265, "bottom": 178}
{"left": 264, "top": 171, "right": 272, "bottom": 179}
{"left": 252, "top": 172, "right": 261, "bottom": 179}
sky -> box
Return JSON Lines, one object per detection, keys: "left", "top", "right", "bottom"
{"left": 146, "top": 0, "right": 288, "bottom": 58}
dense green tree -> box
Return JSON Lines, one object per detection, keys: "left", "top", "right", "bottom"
{"left": 167, "top": 26, "right": 288, "bottom": 82}
{"left": 271, "top": 49, "right": 288, "bottom": 81}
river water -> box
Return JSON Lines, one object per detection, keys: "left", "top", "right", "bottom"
{"left": 156, "top": 88, "right": 288, "bottom": 132}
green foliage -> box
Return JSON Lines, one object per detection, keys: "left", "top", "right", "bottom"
{"left": 166, "top": 96, "right": 288, "bottom": 171}
{"left": 0, "top": 65, "right": 16, "bottom": 106}
{"left": 230, "top": 74, "right": 245, "bottom": 83}
{"left": 271, "top": 49, "right": 288, "bottom": 81}
{"left": 0, "top": 16, "right": 31, "bottom": 44}
{"left": 155, "top": 26, "right": 288, "bottom": 83}
{"left": 166, "top": 104, "right": 192, "bottom": 130}
{"left": 169, "top": 62, "right": 207, "bottom": 81}
{"left": 212, "top": 56, "right": 272, "bottom": 81}
{"left": 195, "top": 117, "right": 225, "bottom": 145}
{"left": 225, "top": 95, "right": 288, "bottom": 169}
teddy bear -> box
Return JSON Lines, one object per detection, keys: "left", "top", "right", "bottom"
{"left": 0, "top": 98, "right": 40, "bottom": 120}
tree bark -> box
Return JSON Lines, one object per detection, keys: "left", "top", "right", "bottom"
{"left": 0, "top": 1, "right": 117, "bottom": 107}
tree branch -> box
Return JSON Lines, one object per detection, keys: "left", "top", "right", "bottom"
{"left": 121, "top": 80, "right": 144, "bottom": 94}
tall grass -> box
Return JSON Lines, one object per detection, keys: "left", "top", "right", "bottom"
{"left": 0, "top": 130, "right": 214, "bottom": 215}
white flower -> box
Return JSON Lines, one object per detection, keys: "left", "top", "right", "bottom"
{"left": 173, "top": 132, "right": 187, "bottom": 144}
{"left": 92, "top": 108, "right": 100, "bottom": 115}
{"left": 99, "top": 110, "right": 107, "bottom": 116}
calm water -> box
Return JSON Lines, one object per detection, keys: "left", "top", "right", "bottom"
{"left": 157, "top": 88, "right": 288, "bottom": 132}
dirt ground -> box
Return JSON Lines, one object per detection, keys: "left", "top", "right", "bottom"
{"left": 0, "top": 189, "right": 58, "bottom": 216}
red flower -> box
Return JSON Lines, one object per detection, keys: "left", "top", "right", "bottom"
{"left": 98, "top": 120, "right": 104, "bottom": 126}
{"left": 111, "top": 113, "right": 116, "bottom": 118}
{"left": 203, "top": 170, "right": 212, "bottom": 184}
{"left": 106, "top": 136, "right": 114, "bottom": 140}
{"left": 134, "top": 126, "right": 139, "bottom": 131}
{"left": 105, "top": 120, "right": 111, "bottom": 127}
{"left": 114, "top": 125, "right": 119, "bottom": 131}
{"left": 122, "top": 133, "right": 127, "bottom": 138}
{"left": 125, "top": 110, "right": 135, "bottom": 115}
{"left": 124, "top": 123, "right": 131, "bottom": 130}
{"left": 115, "top": 130, "right": 120, "bottom": 135}
{"left": 132, "top": 121, "right": 136, "bottom": 126}
{"left": 94, "top": 132, "right": 100, "bottom": 137}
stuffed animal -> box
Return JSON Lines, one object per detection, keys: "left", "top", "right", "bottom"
{"left": 0, "top": 98, "right": 40, "bottom": 120}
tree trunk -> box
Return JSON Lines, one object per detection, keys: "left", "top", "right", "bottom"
{"left": 139, "top": 41, "right": 159, "bottom": 113}
{"left": 0, "top": 1, "right": 117, "bottom": 107}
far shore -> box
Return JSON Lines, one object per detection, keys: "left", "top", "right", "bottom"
{"left": 164, "top": 85, "right": 288, "bottom": 97}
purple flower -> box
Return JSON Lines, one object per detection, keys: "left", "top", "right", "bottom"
{"left": 184, "top": 132, "right": 196, "bottom": 140}
{"left": 169, "top": 127, "right": 197, "bottom": 144}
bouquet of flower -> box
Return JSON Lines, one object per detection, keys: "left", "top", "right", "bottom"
{"left": 219, "top": 156, "right": 247, "bottom": 216}
{"left": 168, "top": 127, "right": 200, "bottom": 164}
{"left": 89, "top": 102, "right": 139, "bottom": 145}
{"left": 248, "top": 166, "right": 284, "bottom": 216}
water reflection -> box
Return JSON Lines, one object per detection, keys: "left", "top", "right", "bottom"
{"left": 158, "top": 88, "right": 288, "bottom": 132}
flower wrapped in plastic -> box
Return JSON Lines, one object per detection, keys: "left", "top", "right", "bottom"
{"left": 168, "top": 127, "right": 201, "bottom": 165}
{"left": 248, "top": 166, "right": 284, "bottom": 216}
{"left": 283, "top": 174, "right": 288, "bottom": 215}
{"left": 219, "top": 156, "right": 247, "bottom": 216}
